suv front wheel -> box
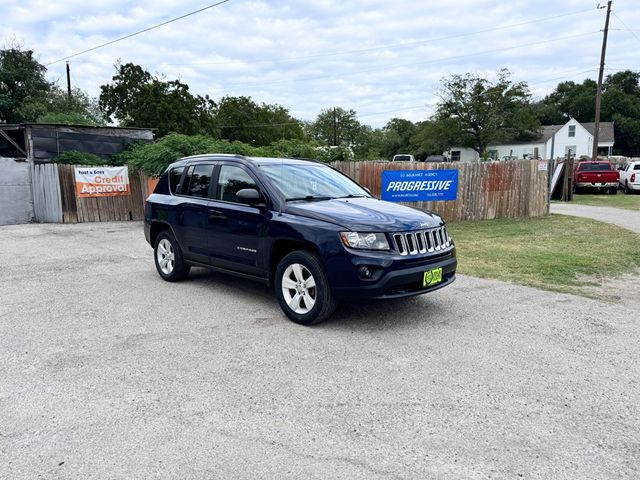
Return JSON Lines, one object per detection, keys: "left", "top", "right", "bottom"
{"left": 275, "top": 251, "right": 336, "bottom": 325}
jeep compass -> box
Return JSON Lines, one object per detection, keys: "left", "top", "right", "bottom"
{"left": 144, "top": 155, "right": 457, "bottom": 325}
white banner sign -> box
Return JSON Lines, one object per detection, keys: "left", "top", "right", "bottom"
{"left": 74, "top": 166, "right": 130, "bottom": 197}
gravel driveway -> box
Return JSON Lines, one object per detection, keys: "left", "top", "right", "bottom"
{"left": 550, "top": 203, "right": 640, "bottom": 233}
{"left": 1, "top": 222, "right": 638, "bottom": 480}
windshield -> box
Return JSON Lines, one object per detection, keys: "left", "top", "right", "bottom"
{"left": 260, "top": 163, "right": 370, "bottom": 200}
{"left": 394, "top": 155, "right": 412, "bottom": 161}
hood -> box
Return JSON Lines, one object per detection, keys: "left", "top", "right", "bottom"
{"left": 284, "top": 197, "right": 443, "bottom": 232}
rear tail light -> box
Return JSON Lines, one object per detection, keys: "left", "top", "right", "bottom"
{"left": 632, "top": 173, "right": 636, "bottom": 183}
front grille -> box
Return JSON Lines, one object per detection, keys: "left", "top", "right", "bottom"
{"left": 392, "top": 226, "right": 452, "bottom": 256}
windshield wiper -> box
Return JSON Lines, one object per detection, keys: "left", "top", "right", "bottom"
{"left": 334, "top": 194, "right": 368, "bottom": 199}
{"left": 285, "top": 195, "right": 334, "bottom": 202}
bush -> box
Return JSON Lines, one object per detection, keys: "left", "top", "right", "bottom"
{"left": 53, "top": 150, "right": 103, "bottom": 166}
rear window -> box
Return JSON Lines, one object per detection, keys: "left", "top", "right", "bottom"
{"left": 169, "top": 167, "right": 184, "bottom": 194}
{"left": 394, "top": 155, "right": 412, "bottom": 161}
{"left": 634, "top": 164, "right": 640, "bottom": 171}
{"left": 577, "top": 163, "right": 612, "bottom": 171}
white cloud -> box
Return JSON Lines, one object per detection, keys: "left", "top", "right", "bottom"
{"left": 3, "top": 0, "right": 640, "bottom": 127}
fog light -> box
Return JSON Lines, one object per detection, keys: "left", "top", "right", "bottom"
{"left": 358, "top": 266, "right": 372, "bottom": 279}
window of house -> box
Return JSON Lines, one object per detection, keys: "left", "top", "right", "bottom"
{"left": 169, "top": 167, "right": 184, "bottom": 194}
{"left": 184, "top": 164, "right": 214, "bottom": 198}
{"left": 568, "top": 125, "right": 576, "bottom": 137}
{"left": 451, "top": 150, "right": 461, "bottom": 162}
{"left": 216, "top": 165, "right": 257, "bottom": 203}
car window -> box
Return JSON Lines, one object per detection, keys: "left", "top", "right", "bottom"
{"left": 634, "top": 164, "right": 640, "bottom": 171}
{"left": 217, "top": 165, "right": 258, "bottom": 202}
{"left": 184, "top": 164, "right": 214, "bottom": 198}
{"left": 169, "top": 167, "right": 184, "bottom": 194}
{"left": 577, "top": 163, "right": 612, "bottom": 171}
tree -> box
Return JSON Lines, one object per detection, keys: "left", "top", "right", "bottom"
{"left": 434, "top": 70, "right": 539, "bottom": 157}
{"left": 534, "top": 79, "right": 597, "bottom": 124}
{"left": 307, "top": 107, "right": 363, "bottom": 147}
{"left": 380, "top": 118, "right": 417, "bottom": 159}
{"left": 99, "top": 62, "right": 217, "bottom": 137}
{"left": 536, "top": 70, "right": 640, "bottom": 155}
{"left": 0, "top": 46, "right": 50, "bottom": 123}
{"left": 215, "top": 95, "right": 304, "bottom": 146}
{"left": 20, "top": 86, "right": 106, "bottom": 125}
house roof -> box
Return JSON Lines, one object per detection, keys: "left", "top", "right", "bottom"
{"left": 539, "top": 121, "right": 614, "bottom": 144}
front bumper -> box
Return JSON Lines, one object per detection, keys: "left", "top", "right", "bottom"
{"left": 332, "top": 249, "right": 457, "bottom": 300}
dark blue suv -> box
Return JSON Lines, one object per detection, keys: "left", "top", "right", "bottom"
{"left": 144, "top": 154, "right": 457, "bottom": 325}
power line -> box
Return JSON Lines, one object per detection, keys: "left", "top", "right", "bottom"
{"left": 62, "top": 6, "right": 597, "bottom": 69}
{"left": 219, "top": 31, "right": 600, "bottom": 89}
{"left": 45, "top": 0, "right": 233, "bottom": 65}
{"left": 611, "top": 11, "right": 640, "bottom": 45}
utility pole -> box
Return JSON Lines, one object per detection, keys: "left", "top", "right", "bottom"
{"left": 66, "top": 61, "right": 72, "bottom": 100}
{"left": 332, "top": 107, "right": 337, "bottom": 147}
{"left": 592, "top": 0, "right": 612, "bottom": 160}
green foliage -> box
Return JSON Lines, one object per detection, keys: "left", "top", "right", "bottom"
{"left": 535, "top": 70, "right": 640, "bottom": 155}
{"left": 0, "top": 46, "right": 50, "bottom": 123}
{"left": 216, "top": 95, "right": 304, "bottom": 146}
{"left": 53, "top": 150, "right": 103, "bottom": 166}
{"left": 307, "top": 107, "right": 363, "bottom": 147}
{"left": 117, "top": 132, "right": 360, "bottom": 176}
{"left": 25, "top": 86, "right": 106, "bottom": 125}
{"left": 99, "top": 62, "right": 217, "bottom": 137}
{"left": 435, "top": 69, "right": 540, "bottom": 156}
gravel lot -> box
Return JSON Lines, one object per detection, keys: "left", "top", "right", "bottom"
{"left": 1, "top": 222, "right": 638, "bottom": 480}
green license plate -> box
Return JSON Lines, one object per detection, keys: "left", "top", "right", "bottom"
{"left": 423, "top": 267, "right": 443, "bottom": 288}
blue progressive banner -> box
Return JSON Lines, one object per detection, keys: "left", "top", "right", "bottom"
{"left": 381, "top": 169, "right": 458, "bottom": 202}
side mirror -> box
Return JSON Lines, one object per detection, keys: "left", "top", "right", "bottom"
{"left": 236, "top": 188, "right": 262, "bottom": 205}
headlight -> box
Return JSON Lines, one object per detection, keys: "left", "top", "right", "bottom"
{"left": 339, "top": 232, "right": 389, "bottom": 250}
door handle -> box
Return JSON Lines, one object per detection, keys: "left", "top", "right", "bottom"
{"left": 208, "top": 209, "right": 226, "bottom": 220}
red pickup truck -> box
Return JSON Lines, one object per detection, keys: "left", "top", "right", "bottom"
{"left": 573, "top": 161, "right": 619, "bottom": 194}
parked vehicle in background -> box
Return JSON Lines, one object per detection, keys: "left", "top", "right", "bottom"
{"left": 573, "top": 160, "right": 619, "bottom": 194}
{"left": 392, "top": 154, "right": 415, "bottom": 162}
{"left": 144, "top": 154, "right": 457, "bottom": 325}
{"left": 619, "top": 161, "right": 640, "bottom": 194}
{"left": 425, "top": 155, "right": 451, "bottom": 163}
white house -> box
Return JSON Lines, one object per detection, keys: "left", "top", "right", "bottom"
{"left": 446, "top": 118, "right": 615, "bottom": 162}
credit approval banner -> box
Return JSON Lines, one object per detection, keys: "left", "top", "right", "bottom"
{"left": 74, "top": 166, "right": 130, "bottom": 198}
{"left": 381, "top": 169, "right": 458, "bottom": 202}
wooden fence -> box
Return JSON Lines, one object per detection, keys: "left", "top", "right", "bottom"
{"left": 32, "top": 164, "right": 153, "bottom": 223}
{"left": 31, "top": 160, "right": 548, "bottom": 224}
{"left": 331, "top": 160, "right": 549, "bottom": 222}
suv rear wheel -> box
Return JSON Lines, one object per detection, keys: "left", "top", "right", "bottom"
{"left": 275, "top": 251, "right": 336, "bottom": 325}
{"left": 154, "top": 230, "right": 190, "bottom": 281}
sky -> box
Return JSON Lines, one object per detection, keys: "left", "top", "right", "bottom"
{"left": 2, "top": 0, "right": 640, "bottom": 128}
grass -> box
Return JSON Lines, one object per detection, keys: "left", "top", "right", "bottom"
{"left": 447, "top": 215, "right": 640, "bottom": 296}
{"left": 559, "top": 192, "right": 640, "bottom": 211}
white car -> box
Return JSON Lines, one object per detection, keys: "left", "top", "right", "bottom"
{"left": 619, "top": 161, "right": 640, "bottom": 194}
{"left": 392, "top": 154, "right": 415, "bottom": 162}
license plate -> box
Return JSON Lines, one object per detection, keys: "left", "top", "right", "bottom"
{"left": 423, "top": 267, "right": 443, "bottom": 288}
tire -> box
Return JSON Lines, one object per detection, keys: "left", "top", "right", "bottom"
{"left": 609, "top": 186, "right": 617, "bottom": 195}
{"left": 154, "top": 230, "right": 190, "bottom": 282}
{"left": 624, "top": 181, "right": 630, "bottom": 194}
{"left": 275, "top": 251, "right": 336, "bottom": 325}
